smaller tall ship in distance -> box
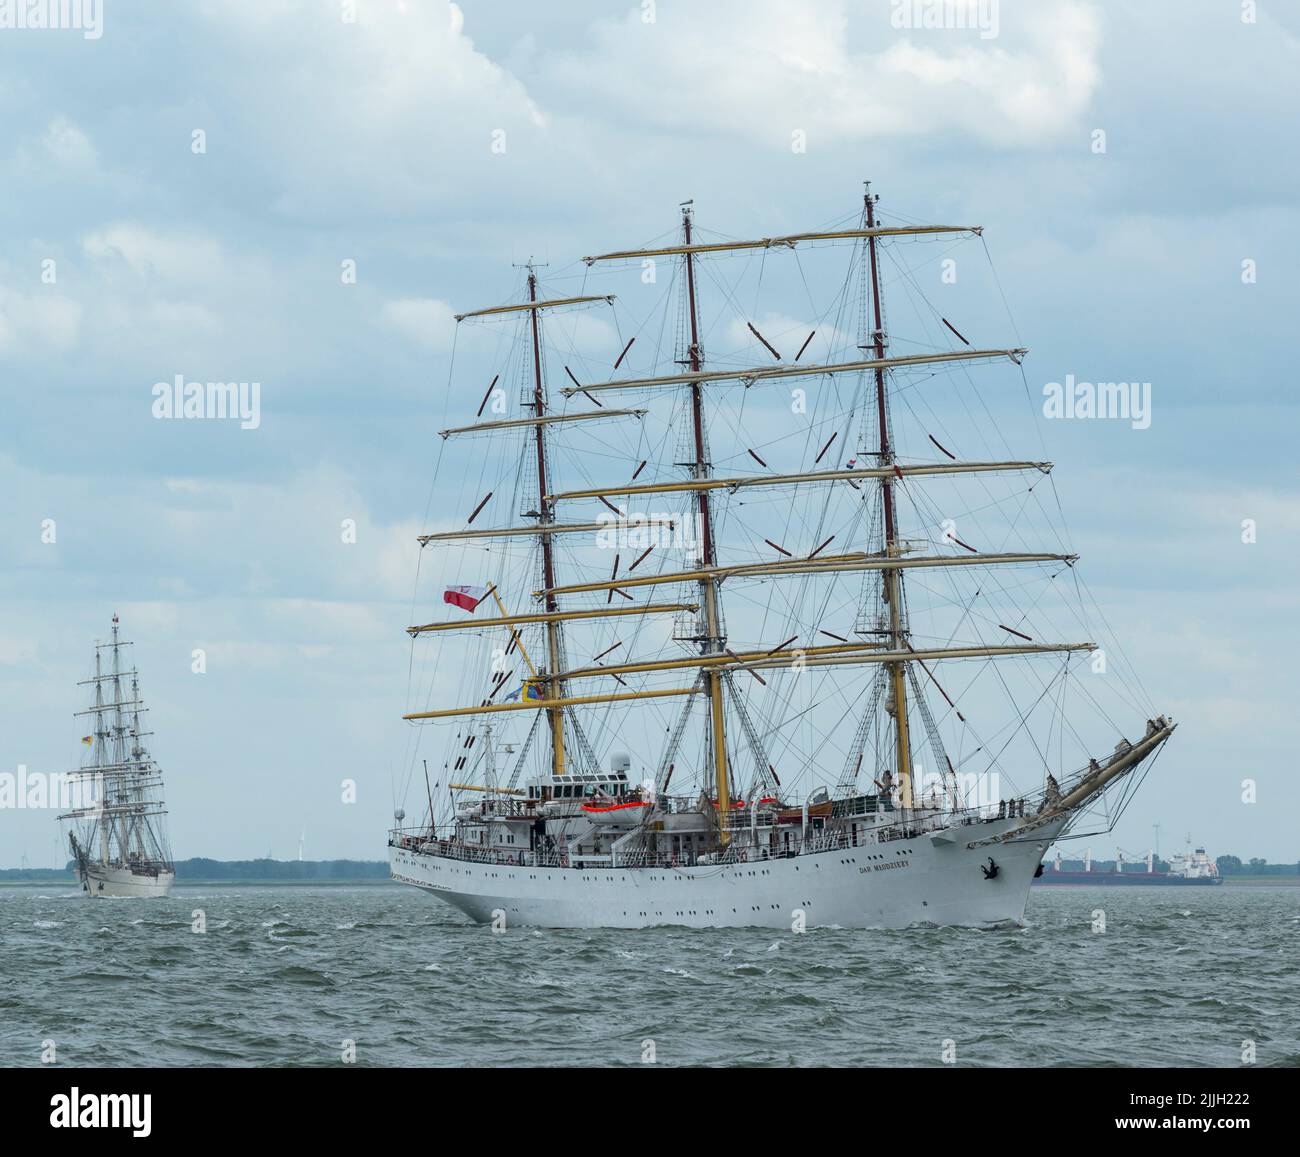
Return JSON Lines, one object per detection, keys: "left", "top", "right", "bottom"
{"left": 1033, "top": 838, "right": 1221, "bottom": 886}
{"left": 59, "top": 615, "right": 175, "bottom": 898}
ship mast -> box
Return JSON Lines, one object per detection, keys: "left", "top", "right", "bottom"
{"left": 94, "top": 628, "right": 109, "bottom": 863}
{"left": 865, "top": 185, "right": 915, "bottom": 809}
{"left": 60, "top": 616, "right": 173, "bottom": 872}
{"left": 108, "top": 614, "right": 126, "bottom": 861}
{"left": 681, "top": 206, "right": 731, "bottom": 831}
{"left": 416, "top": 195, "right": 1112, "bottom": 824}
{"left": 527, "top": 265, "right": 567, "bottom": 777}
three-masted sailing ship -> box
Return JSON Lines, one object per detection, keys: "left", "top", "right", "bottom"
{"left": 388, "top": 185, "right": 1175, "bottom": 929}
{"left": 59, "top": 614, "right": 175, "bottom": 898}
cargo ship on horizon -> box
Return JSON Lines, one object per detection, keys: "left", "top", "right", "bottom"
{"left": 1034, "top": 842, "right": 1221, "bottom": 886}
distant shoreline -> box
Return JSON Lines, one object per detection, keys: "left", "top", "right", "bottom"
{"left": 1220, "top": 876, "right": 1300, "bottom": 886}
{"left": 1029, "top": 877, "right": 1300, "bottom": 888}
{"left": 2, "top": 870, "right": 1296, "bottom": 888}
{"left": 0, "top": 878, "right": 396, "bottom": 887}
{"left": 0, "top": 859, "right": 392, "bottom": 886}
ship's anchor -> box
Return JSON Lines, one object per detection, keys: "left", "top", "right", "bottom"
{"left": 981, "top": 857, "right": 1000, "bottom": 880}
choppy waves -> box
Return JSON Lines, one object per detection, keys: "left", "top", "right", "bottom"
{"left": 1, "top": 883, "right": 1297, "bottom": 1067}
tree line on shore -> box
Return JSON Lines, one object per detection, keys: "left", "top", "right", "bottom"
{"left": 0, "top": 858, "right": 390, "bottom": 881}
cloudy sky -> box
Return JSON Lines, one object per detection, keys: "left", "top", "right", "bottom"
{"left": 1, "top": 0, "right": 1297, "bottom": 866}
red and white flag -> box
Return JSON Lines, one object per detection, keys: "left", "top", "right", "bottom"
{"left": 443, "top": 584, "right": 489, "bottom": 613}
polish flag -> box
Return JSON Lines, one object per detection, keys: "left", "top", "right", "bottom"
{"left": 443, "top": 584, "right": 489, "bottom": 613}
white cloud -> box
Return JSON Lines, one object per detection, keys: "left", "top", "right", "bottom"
{"left": 1, "top": 0, "right": 1297, "bottom": 866}
{"left": 42, "top": 116, "right": 96, "bottom": 169}
{"left": 82, "top": 224, "right": 225, "bottom": 281}
{"left": 541, "top": 308, "right": 619, "bottom": 359}
{"left": 0, "top": 635, "right": 39, "bottom": 667}
{"left": 544, "top": 0, "right": 1103, "bottom": 148}
{"left": 0, "top": 286, "right": 82, "bottom": 354}
{"left": 720, "top": 313, "right": 854, "bottom": 364}
{"left": 381, "top": 298, "right": 457, "bottom": 351}
{"left": 190, "top": 0, "right": 548, "bottom": 219}
{"left": 143, "top": 300, "right": 222, "bottom": 334}
{"left": 164, "top": 478, "right": 212, "bottom": 495}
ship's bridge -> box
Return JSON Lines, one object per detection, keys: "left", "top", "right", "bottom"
{"left": 525, "top": 770, "right": 632, "bottom": 801}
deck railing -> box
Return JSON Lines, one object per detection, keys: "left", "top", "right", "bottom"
{"left": 386, "top": 723, "right": 1166, "bottom": 873}
{"left": 389, "top": 811, "right": 992, "bottom": 871}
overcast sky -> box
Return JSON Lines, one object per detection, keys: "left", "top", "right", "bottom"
{"left": 1, "top": 0, "right": 1297, "bottom": 866}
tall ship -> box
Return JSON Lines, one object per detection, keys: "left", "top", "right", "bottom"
{"left": 59, "top": 614, "right": 175, "bottom": 898}
{"left": 388, "top": 185, "right": 1177, "bottom": 929}
{"left": 1033, "top": 841, "right": 1222, "bottom": 886}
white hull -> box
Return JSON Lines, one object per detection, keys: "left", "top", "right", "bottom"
{"left": 80, "top": 863, "right": 175, "bottom": 898}
{"left": 390, "top": 815, "right": 1066, "bottom": 930}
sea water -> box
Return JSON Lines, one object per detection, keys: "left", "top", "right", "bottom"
{"left": 1, "top": 883, "right": 1296, "bottom": 1067}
